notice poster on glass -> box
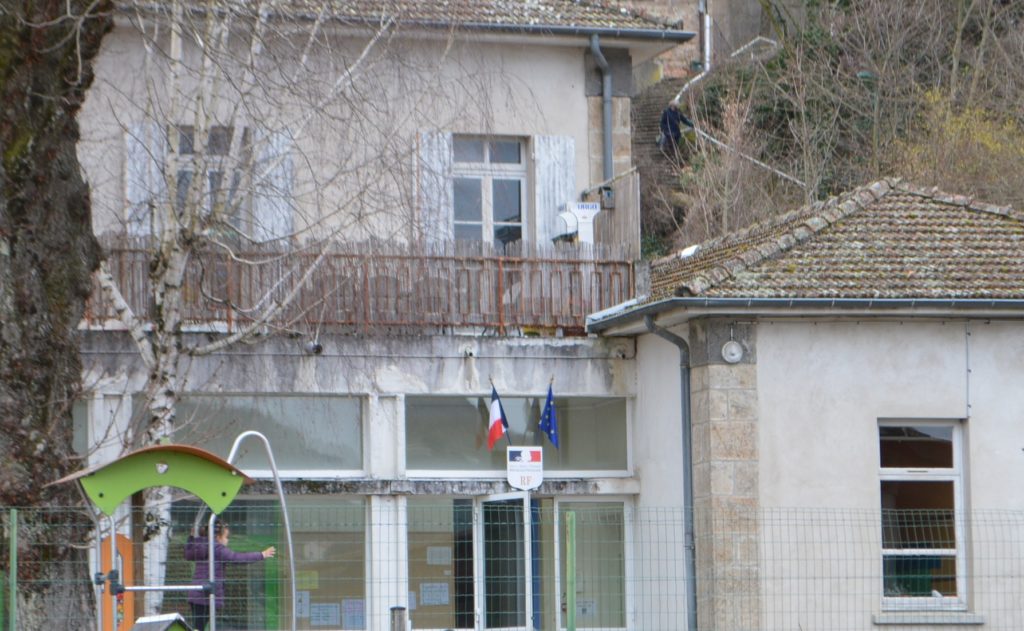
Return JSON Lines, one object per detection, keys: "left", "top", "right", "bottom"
{"left": 342, "top": 599, "right": 365, "bottom": 629}
{"left": 420, "top": 582, "right": 450, "bottom": 606}
{"left": 310, "top": 603, "right": 341, "bottom": 627}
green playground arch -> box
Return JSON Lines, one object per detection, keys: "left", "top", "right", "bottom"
{"left": 49, "top": 444, "right": 252, "bottom": 516}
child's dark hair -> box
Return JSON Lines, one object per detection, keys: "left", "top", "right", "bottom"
{"left": 199, "top": 521, "right": 229, "bottom": 538}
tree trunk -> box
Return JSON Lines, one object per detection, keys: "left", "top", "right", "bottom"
{"left": 0, "top": 0, "right": 110, "bottom": 628}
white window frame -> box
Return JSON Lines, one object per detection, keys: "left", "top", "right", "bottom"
{"left": 451, "top": 136, "right": 528, "bottom": 247}
{"left": 879, "top": 419, "right": 966, "bottom": 611}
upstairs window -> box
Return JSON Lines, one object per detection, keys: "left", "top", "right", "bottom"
{"left": 451, "top": 136, "right": 526, "bottom": 248}
{"left": 125, "top": 122, "right": 294, "bottom": 242}
{"left": 171, "top": 124, "right": 247, "bottom": 221}
{"left": 879, "top": 421, "right": 965, "bottom": 610}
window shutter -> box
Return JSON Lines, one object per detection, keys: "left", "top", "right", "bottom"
{"left": 417, "top": 130, "right": 453, "bottom": 245}
{"left": 253, "top": 128, "right": 295, "bottom": 242}
{"left": 124, "top": 123, "right": 167, "bottom": 236}
{"left": 532, "top": 135, "right": 576, "bottom": 245}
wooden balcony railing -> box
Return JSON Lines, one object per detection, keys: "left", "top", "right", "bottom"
{"left": 85, "top": 239, "right": 635, "bottom": 335}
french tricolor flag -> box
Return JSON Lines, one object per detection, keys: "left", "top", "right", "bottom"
{"left": 487, "top": 386, "right": 509, "bottom": 451}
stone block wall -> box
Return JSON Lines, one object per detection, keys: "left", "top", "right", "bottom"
{"left": 689, "top": 318, "right": 761, "bottom": 630}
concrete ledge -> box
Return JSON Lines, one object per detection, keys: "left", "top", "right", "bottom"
{"left": 873, "top": 612, "right": 985, "bottom": 625}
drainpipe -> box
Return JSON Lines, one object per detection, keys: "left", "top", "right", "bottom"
{"left": 589, "top": 34, "right": 614, "bottom": 183}
{"left": 677, "top": 3, "right": 712, "bottom": 99}
{"left": 643, "top": 315, "right": 697, "bottom": 631}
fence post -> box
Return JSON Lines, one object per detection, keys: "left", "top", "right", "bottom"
{"left": 390, "top": 606, "right": 407, "bottom": 631}
{"left": 8, "top": 508, "right": 16, "bottom": 631}
{"left": 565, "top": 510, "right": 575, "bottom": 631}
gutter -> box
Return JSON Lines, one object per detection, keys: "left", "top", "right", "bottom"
{"left": 588, "top": 296, "right": 1024, "bottom": 333}
{"left": 642, "top": 315, "right": 698, "bottom": 631}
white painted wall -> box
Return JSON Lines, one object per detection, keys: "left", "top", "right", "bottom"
{"left": 77, "top": 21, "right": 602, "bottom": 240}
{"left": 757, "top": 320, "right": 969, "bottom": 509}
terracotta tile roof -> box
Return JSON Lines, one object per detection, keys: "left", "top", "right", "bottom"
{"left": 648, "top": 179, "right": 1024, "bottom": 301}
{"left": 146, "top": 0, "right": 685, "bottom": 33}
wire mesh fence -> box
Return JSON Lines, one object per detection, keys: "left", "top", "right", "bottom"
{"left": 3, "top": 503, "right": 1024, "bottom": 630}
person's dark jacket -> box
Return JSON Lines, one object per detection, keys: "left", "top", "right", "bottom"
{"left": 660, "top": 106, "right": 693, "bottom": 146}
{"left": 185, "top": 536, "right": 265, "bottom": 607}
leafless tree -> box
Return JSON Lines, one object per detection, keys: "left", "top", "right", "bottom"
{"left": 80, "top": 0, "right": 522, "bottom": 612}
{"left": 659, "top": 0, "right": 1024, "bottom": 247}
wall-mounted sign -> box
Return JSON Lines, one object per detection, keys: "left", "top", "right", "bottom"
{"left": 507, "top": 447, "right": 543, "bottom": 490}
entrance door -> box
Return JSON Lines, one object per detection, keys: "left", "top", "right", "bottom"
{"left": 478, "top": 492, "right": 532, "bottom": 631}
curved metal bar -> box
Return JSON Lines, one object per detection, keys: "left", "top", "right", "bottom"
{"left": 208, "top": 512, "right": 218, "bottom": 631}
{"left": 227, "top": 430, "right": 298, "bottom": 631}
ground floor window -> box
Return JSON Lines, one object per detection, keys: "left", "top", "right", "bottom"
{"left": 141, "top": 394, "right": 363, "bottom": 474}
{"left": 879, "top": 421, "right": 964, "bottom": 609}
{"left": 407, "top": 496, "right": 627, "bottom": 630}
{"left": 406, "top": 395, "right": 628, "bottom": 474}
{"left": 165, "top": 497, "right": 366, "bottom": 630}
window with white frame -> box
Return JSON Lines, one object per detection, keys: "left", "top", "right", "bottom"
{"left": 133, "top": 394, "right": 362, "bottom": 475}
{"left": 451, "top": 136, "right": 526, "bottom": 247}
{"left": 405, "top": 395, "right": 628, "bottom": 473}
{"left": 879, "top": 421, "right": 964, "bottom": 608}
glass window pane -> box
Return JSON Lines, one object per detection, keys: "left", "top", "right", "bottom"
{"left": 176, "top": 169, "right": 193, "bottom": 212}
{"left": 454, "top": 223, "right": 482, "bottom": 241}
{"left": 881, "top": 481, "right": 955, "bottom": 548}
{"left": 208, "top": 125, "right": 233, "bottom": 155}
{"left": 559, "top": 503, "right": 625, "bottom": 627}
{"left": 162, "top": 395, "right": 362, "bottom": 470}
{"left": 453, "top": 137, "right": 485, "bottom": 162}
{"left": 406, "top": 396, "right": 627, "bottom": 471}
{"left": 454, "top": 178, "right": 482, "bottom": 222}
{"left": 883, "top": 555, "right": 957, "bottom": 597}
{"left": 494, "top": 225, "right": 522, "bottom": 247}
{"left": 489, "top": 140, "right": 521, "bottom": 164}
{"left": 880, "top": 425, "right": 953, "bottom": 468}
{"left": 168, "top": 498, "right": 365, "bottom": 630}
{"left": 492, "top": 179, "right": 522, "bottom": 223}
{"left": 176, "top": 125, "right": 195, "bottom": 154}
{"left": 484, "top": 499, "right": 526, "bottom": 628}
{"left": 408, "top": 498, "right": 475, "bottom": 630}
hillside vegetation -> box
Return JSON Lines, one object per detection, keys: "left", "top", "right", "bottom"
{"left": 648, "top": 0, "right": 1024, "bottom": 251}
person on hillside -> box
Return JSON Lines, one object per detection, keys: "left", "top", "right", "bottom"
{"left": 658, "top": 99, "right": 694, "bottom": 154}
{"left": 185, "top": 521, "right": 275, "bottom": 630}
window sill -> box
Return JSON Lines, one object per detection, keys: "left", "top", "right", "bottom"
{"left": 873, "top": 612, "right": 985, "bottom": 626}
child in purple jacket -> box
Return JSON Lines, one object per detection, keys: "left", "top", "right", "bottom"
{"left": 185, "top": 521, "right": 275, "bottom": 630}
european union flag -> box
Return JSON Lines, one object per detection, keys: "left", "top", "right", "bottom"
{"left": 539, "top": 385, "right": 559, "bottom": 449}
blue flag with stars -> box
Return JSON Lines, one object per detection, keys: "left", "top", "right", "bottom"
{"left": 539, "top": 384, "right": 559, "bottom": 449}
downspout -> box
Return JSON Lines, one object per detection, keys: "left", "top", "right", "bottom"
{"left": 589, "top": 34, "right": 614, "bottom": 182}
{"left": 676, "top": 3, "right": 712, "bottom": 99}
{"left": 643, "top": 315, "right": 698, "bottom": 631}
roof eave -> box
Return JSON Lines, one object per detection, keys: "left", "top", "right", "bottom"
{"left": 587, "top": 296, "right": 1024, "bottom": 335}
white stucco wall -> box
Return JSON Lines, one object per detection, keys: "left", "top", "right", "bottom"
{"left": 633, "top": 332, "right": 687, "bottom": 509}
{"left": 757, "top": 320, "right": 970, "bottom": 510}
{"left": 77, "top": 21, "right": 603, "bottom": 240}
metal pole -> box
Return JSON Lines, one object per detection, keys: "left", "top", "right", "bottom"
{"left": 109, "top": 515, "right": 118, "bottom": 631}
{"left": 8, "top": 508, "right": 17, "bottom": 631}
{"left": 565, "top": 511, "right": 576, "bottom": 631}
{"left": 227, "top": 431, "right": 298, "bottom": 631}
{"left": 208, "top": 513, "right": 218, "bottom": 631}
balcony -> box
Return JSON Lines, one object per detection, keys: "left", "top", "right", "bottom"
{"left": 85, "top": 238, "right": 635, "bottom": 335}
